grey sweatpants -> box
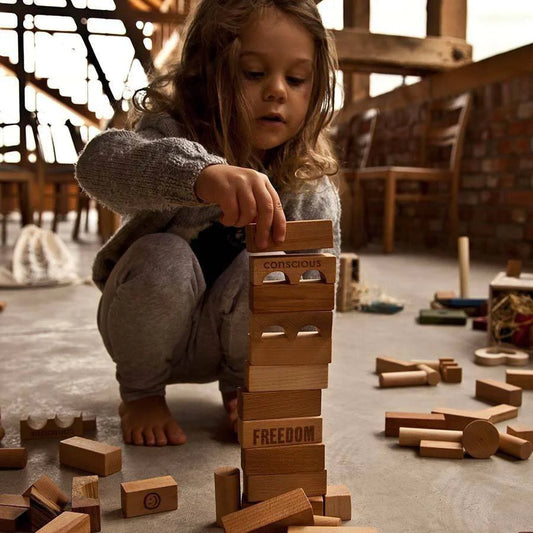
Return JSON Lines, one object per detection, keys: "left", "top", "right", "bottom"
{"left": 97, "top": 233, "right": 249, "bottom": 402}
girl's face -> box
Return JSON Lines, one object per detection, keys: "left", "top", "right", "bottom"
{"left": 239, "top": 7, "right": 315, "bottom": 154}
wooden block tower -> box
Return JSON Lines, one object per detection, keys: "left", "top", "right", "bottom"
{"left": 239, "top": 219, "right": 335, "bottom": 504}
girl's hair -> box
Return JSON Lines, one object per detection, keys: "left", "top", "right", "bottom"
{"left": 134, "top": 0, "right": 338, "bottom": 190}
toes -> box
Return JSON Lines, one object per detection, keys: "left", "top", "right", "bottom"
{"left": 154, "top": 427, "right": 168, "bottom": 446}
{"left": 122, "top": 429, "right": 133, "bottom": 444}
{"left": 165, "top": 422, "right": 187, "bottom": 445}
{"left": 144, "top": 428, "right": 156, "bottom": 446}
{"left": 132, "top": 428, "right": 145, "bottom": 446}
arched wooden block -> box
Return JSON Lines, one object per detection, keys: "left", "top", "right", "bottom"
{"left": 20, "top": 414, "right": 84, "bottom": 440}
{"left": 474, "top": 346, "right": 529, "bottom": 366}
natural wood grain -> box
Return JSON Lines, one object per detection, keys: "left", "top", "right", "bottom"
{"left": 245, "top": 364, "right": 329, "bottom": 392}
{"left": 475, "top": 379, "right": 522, "bottom": 407}
{"left": 72, "top": 476, "right": 100, "bottom": 532}
{"left": 59, "top": 437, "right": 121, "bottom": 477}
{"left": 120, "top": 476, "right": 178, "bottom": 518}
{"left": 324, "top": 485, "right": 351, "bottom": 521}
{"left": 385, "top": 412, "right": 446, "bottom": 437}
{"left": 244, "top": 471, "right": 327, "bottom": 502}
{"left": 242, "top": 444, "right": 325, "bottom": 475}
{"left": 419, "top": 440, "right": 464, "bottom": 459}
{"left": 214, "top": 467, "right": 240, "bottom": 527}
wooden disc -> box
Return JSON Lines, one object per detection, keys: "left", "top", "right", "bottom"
{"left": 462, "top": 420, "right": 499, "bottom": 459}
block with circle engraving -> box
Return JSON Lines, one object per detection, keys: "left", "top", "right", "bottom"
{"left": 120, "top": 476, "right": 178, "bottom": 518}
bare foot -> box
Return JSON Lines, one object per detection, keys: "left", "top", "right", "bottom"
{"left": 222, "top": 391, "right": 239, "bottom": 434}
{"left": 118, "top": 396, "right": 186, "bottom": 446}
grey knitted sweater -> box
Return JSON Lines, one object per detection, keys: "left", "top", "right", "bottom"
{"left": 75, "top": 113, "right": 341, "bottom": 291}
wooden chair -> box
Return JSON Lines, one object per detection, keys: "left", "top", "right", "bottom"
{"left": 343, "top": 93, "right": 472, "bottom": 253}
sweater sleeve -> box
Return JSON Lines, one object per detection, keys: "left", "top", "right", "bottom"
{"left": 75, "top": 113, "right": 226, "bottom": 215}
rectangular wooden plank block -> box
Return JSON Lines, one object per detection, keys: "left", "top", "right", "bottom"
{"left": 121, "top": 476, "right": 177, "bottom": 518}
{"left": 72, "top": 476, "right": 100, "bottom": 532}
{"left": 245, "top": 364, "right": 328, "bottom": 392}
{"left": 246, "top": 220, "right": 333, "bottom": 253}
{"left": 375, "top": 357, "right": 419, "bottom": 373}
{"left": 239, "top": 417, "right": 322, "bottom": 449}
{"left": 250, "top": 282, "right": 335, "bottom": 312}
{"left": 419, "top": 440, "right": 464, "bottom": 459}
{"left": 0, "top": 448, "right": 27, "bottom": 469}
{"left": 324, "top": 485, "right": 351, "bottom": 521}
{"left": 221, "top": 488, "right": 313, "bottom": 533}
{"left": 244, "top": 471, "right": 327, "bottom": 502}
{"left": 507, "top": 424, "right": 533, "bottom": 443}
{"left": 385, "top": 412, "right": 447, "bottom": 437}
{"left": 249, "top": 253, "right": 336, "bottom": 286}
{"left": 238, "top": 389, "right": 322, "bottom": 421}
{"left": 35, "top": 511, "right": 90, "bottom": 532}
{"left": 506, "top": 369, "right": 533, "bottom": 389}
{"left": 242, "top": 444, "right": 325, "bottom": 475}
{"left": 475, "top": 379, "right": 522, "bottom": 406}
{"left": 59, "top": 437, "right": 121, "bottom": 476}
{"left": 431, "top": 407, "right": 491, "bottom": 430}
{"left": 0, "top": 506, "right": 28, "bottom": 532}
{"left": 0, "top": 495, "right": 29, "bottom": 509}
{"left": 481, "top": 404, "right": 519, "bottom": 423}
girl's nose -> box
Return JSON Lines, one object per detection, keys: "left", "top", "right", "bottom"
{"left": 263, "top": 76, "right": 287, "bottom": 102}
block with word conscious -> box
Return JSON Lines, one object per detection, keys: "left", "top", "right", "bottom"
{"left": 121, "top": 476, "right": 178, "bottom": 518}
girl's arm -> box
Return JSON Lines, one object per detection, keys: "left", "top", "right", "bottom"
{"left": 75, "top": 114, "right": 226, "bottom": 215}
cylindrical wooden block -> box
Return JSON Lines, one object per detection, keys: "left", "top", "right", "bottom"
{"left": 399, "top": 427, "right": 462, "bottom": 447}
{"left": 416, "top": 364, "right": 441, "bottom": 386}
{"left": 462, "top": 420, "right": 499, "bottom": 459}
{"left": 214, "top": 466, "right": 241, "bottom": 526}
{"left": 379, "top": 370, "right": 428, "bottom": 388}
{"left": 499, "top": 433, "right": 533, "bottom": 460}
{"left": 411, "top": 359, "right": 440, "bottom": 371}
{"left": 0, "top": 448, "right": 27, "bottom": 469}
{"left": 314, "top": 515, "right": 342, "bottom": 526}
{"left": 458, "top": 236, "right": 469, "bottom": 298}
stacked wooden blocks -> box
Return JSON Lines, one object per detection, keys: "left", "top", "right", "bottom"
{"left": 240, "top": 220, "right": 334, "bottom": 505}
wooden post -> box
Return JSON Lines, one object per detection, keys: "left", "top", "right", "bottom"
{"left": 426, "top": 0, "right": 467, "bottom": 39}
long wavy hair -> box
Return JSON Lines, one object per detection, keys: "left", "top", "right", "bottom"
{"left": 134, "top": 0, "right": 338, "bottom": 190}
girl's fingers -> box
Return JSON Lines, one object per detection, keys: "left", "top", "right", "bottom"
{"left": 266, "top": 182, "right": 286, "bottom": 244}
{"left": 252, "top": 180, "right": 275, "bottom": 250}
{"left": 219, "top": 194, "right": 240, "bottom": 227}
{"left": 235, "top": 186, "right": 258, "bottom": 227}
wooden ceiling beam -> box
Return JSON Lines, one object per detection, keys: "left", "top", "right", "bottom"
{"left": 332, "top": 28, "right": 472, "bottom": 76}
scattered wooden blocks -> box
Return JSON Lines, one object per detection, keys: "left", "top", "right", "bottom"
{"left": 480, "top": 404, "right": 519, "bottom": 424}
{"left": 475, "top": 346, "right": 529, "bottom": 366}
{"left": 507, "top": 424, "right": 533, "bottom": 444}
{"left": 245, "top": 220, "right": 333, "bottom": 253}
{"left": 498, "top": 432, "right": 533, "bottom": 460}
{"left": 245, "top": 364, "right": 329, "bottom": 392}
{"left": 379, "top": 370, "right": 428, "bottom": 388}
{"left": 28, "top": 487, "right": 64, "bottom": 531}
{"left": 398, "top": 428, "right": 462, "bottom": 447}
{"left": 72, "top": 476, "right": 100, "bottom": 532}
{"left": 0, "top": 495, "right": 30, "bottom": 508}
{"left": 314, "top": 515, "right": 342, "bottom": 526}
{"left": 385, "top": 412, "right": 447, "bottom": 437}
{"left": 59, "top": 437, "right": 121, "bottom": 476}
{"left": 416, "top": 364, "right": 441, "bottom": 385}
{"left": 214, "top": 467, "right": 240, "bottom": 527}
{"left": 221, "top": 488, "right": 314, "bottom": 533}
{"left": 238, "top": 417, "right": 323, "bottom": 449}
{"left": 0, "top": 448, "right": 27, "bottom": 469}
{"left": 121, "top": 476, "right": 178, "bottom": 518}
{"left": 238, "top": 389, "right": 322, "bottom": 421}
{"left": 0, "top": 506, "right": 29, "bottom": 532}
{"left": 308, "top": 496, "right": 324, "bottom": 516}
{"left": 324, "top": 485, "right": 351, "bottom": 521}
{"left": 336, "top": 253, "right": 359, "bottom": 312}
{"left": 506, "top": 369, "right": 533, "bottom": 389}
{"left": 475, "top": 379, "right": 522, "bottom": 406}
{"left": 419, "top": 440, "right": 464, "bottom": 459}
{"left": 431, "top": 407, "right": 491, "bottom": 430}
{"left": 242, "top": 444, "right": 325, "bottom": 475}
{"left": 243, "top": 471, "right": 327, "bottom": 502}
{"left": 375, "top": 357, "right": 418, "bottom": 373}
{"left": 35, "top": 511, "right": 90, "bottom": 532}
{"left": 20, "top": 414, "right": 84, "bottom": 441}
{"left": 438, "top": 358, "right": 463, "bottom": 383}
{"left": 462, "top": 420, "right": 499, "bottom": 459}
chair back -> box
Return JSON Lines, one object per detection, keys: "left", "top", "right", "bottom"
{"left": 421, "top": 93, "right": 472, "bottom": 173}
{"left": 341, "top": 108, "right": 378, "bottom": 170}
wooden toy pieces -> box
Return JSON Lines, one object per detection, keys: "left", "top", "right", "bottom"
{"left": 475, "top": 379, "right": 522, "bottom": 406}
{"left": 72, "top": 476, "right": 100, "bottom": 532}
{"left": 121, "top": 476, "right": 178, "bottom": 518}
{"left": 324, "top": 485, "right": 351, "bottom": 521}
{"left": 214, "top": 467, "right": 240, "bottom": 527}
{"left": 60, "top": 437, "right": 121, "bottom": 477}
{"left": 24, "top": 475, "right": 69, "bottom": 531}
{"left": 21, "top": 414, "right": 84, "bottom": 441}
{"left": 506, "top": 369, "right": 533, "bottom": 389}
{"left": 507, "top": 424, "right": 533, "bottom": 444}
{"left": 36, "top": 512, "right": 90, "bottom": 532}
{"left": 0, "top": 448, "right": 28, "bottom": 469}
{"left": 474, "top": 346, "right": 529, "bottom": 366}
{"left": 0, "top": 494, "right": 30, "bottom": 532}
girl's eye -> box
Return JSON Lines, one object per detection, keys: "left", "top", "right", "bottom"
{"left": 244, "top": 71, "right": 264, "bottom": 80}
{"left": 287, "top": 76, "right": 307, "bottom": 86}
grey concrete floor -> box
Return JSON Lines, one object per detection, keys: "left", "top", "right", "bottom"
{"left": 0, "top": 213, "right": 532, "bottom": 533}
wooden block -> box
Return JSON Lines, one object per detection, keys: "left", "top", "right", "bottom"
{"left": 121, "top": 476, "right": 178, "bottom": 518}
{"left": 336, "top": 253, "right": 359, "bottom": 312}
{"left": 214, "top": 467, "right": 240, "bottom": 527}
{"left": 222, "top": 488, "right": 313, "bottom": 533}
{"left": 507, "top": 424, "right": 533, "bottom": 444}
{"left": 375, "top": 357, "right": 419, "bottom": 373}
{"left": 385, "top": 412, "right": 447, "bottom": 437}
{"left": 411, "top": 359, "right": 440, "bottom": 371}
{"left": 0, "top": 495, "right": 30, "bottom": 508}
{"left": 238, "top": 389, "right": 322, "bottom": 421}
{"left": 72, "top": 476, "right": 100, "bottom": 532}
{"left": 29, "top": 488, "right": 63, "bottom": 531}
{"left": 308, "top": 496, "right": 324, "bottom": 516}
{"left": 245, "top": 364, "right": 329, "bottom": 392}
{"left": 506, "top": 259, "right": 522, "bottom": 277}
{"left": 441, "top": 365, "right": 462, "bottom": 383}
{"left": 250, "top": 282, "right": 335, "bottom": 313}
{"left": 418, "top": 309, "right": 467, "bottom": 325}
{"left": 0, "top": 448, "right": 27, "bottom": 469}
{"left": 242, "top": 444, "right": 325, "bottom": 475}
{"left": 506, "top": 369, "right": 533, "bottom": 389}
{"left": 379, "top": 370, "right": 428, "bottom": 388}
{"left": 239, "top": 417, "right": 322, "bottom": 449}
{"left": 249, "top": 253, "right": 336, "bottom": 286}
{"left": 480, "top": 404, "right": 519, "bottom": 424}
{"left": 35, "top": 512, "right": 90, "bottom": 532}
{"left": 81, "top": 415, "right": 97, "bottom": 433}
{"left": 288, "top": 528, "right": 377, "bottom": 533}
{"left": 462, "top": 420, "right": 500, "bottom": 459}
{"left": 245, "top": 220, "right": 333, "bottom": 253}
{"left": 249, "top": 311, "right": 332, "bottom": 366}
{"left": 398, "top": 427, "right": 462, "bottom": 447}
{"left": 475, "top": 347, "right": 528, "bottom": 366}
{"left": 324, "top": 485, "right": 351, "bottom": 521}
{"left": 416, "top": 364, "right": 441, "bottom": 385}
{"left": 475, "top": 379, "right": 522, "bottom": 406}
{"left": 24, "top": 475, "right": 69, "bottom": 509}
{"left": 431, "top": 408, "right": 491, "bottom": 430}
{"left": 498, "top": 432, "right": 533, "bottom": 460}
{"left": 244, "top": 471, "right": 327, "bottom": 502}
{"left": 59, "top": 437, "right": 121, "bottom": 477}
{"left": 20, "top": 414, "right": 84, "bottom": 441}
{"left": 419, "top": 440, "right": 464, "bottom": 459}
{"left": 0, "top": 506, "right": 28, "bottom": 532}
{"left": 314, "top": 515, "right": 342, "bottom": 526}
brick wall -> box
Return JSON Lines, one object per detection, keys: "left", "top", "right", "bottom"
{"left": 343, "top": 71, "right": 533, "bottom": 261}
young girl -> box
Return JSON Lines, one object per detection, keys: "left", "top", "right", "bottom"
{"left": 76, "top": 0, "right": 341, "bottom": 447}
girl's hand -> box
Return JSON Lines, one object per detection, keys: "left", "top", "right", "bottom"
{"left": 195, "top": 164, "right": 286, "bottom": 250}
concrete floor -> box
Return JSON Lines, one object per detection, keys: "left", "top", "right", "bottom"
{"left": 0, "top": 215, "right": 532, "bottom": 533}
